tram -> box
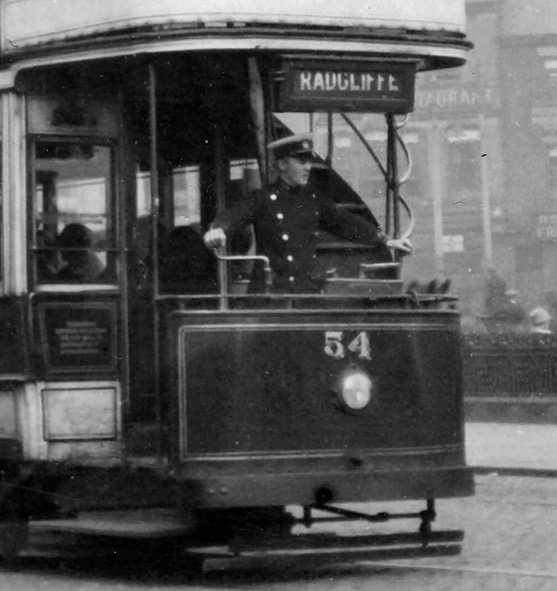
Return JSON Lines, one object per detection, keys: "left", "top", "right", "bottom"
{"left": 0, "top": 0, "right": 474, "bottom": 562}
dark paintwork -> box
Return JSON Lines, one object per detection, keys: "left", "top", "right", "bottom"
{"left": 171, "top": 310, "right": 463, "bottom": 454}
{"left": 165, "top": 308, "right": 473, "bottom": 507}
{"left": 0, "top": 296, "right": 29, "bottom": 377}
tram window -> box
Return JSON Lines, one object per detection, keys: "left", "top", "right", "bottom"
{"left": 32, "top": 141, "right": 115, "bottom": 286}
{"left": 173, "top": 166, "right": 201, "bottom": 227}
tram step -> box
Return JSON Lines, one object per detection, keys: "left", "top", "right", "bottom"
{"left": 229, "top": 530, "right": 464, "bottom": 552}
{"left": 185, "top": 531, "right": 465, "bottom": 566}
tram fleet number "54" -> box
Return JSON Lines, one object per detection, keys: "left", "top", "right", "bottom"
{"left": 324, "top": 331, "right": 371, "bottom": 360}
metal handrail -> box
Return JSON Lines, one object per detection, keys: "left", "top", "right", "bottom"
{"left": 213, "top": 249, "right": 272, "bottom": 309}
{"left": 358, "top": 262, "right": 400, "bottom": 278}
{"left": 398, "top": 194, "right": 415, "bottom": 240}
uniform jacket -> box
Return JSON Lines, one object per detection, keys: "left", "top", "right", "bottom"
{"left": 212, "top": 179, "right": 389, "bottom": 293}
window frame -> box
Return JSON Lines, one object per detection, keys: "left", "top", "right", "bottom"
{"left": 28, "top": 134, "right": 119, "bottom": 292}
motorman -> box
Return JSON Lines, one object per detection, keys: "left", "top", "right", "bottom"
{"left": 204, "top": 133, "right": 412, "bottom": 293}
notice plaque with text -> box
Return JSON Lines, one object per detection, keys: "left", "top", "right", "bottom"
{"left": 278, "top": 60, "right": 416, "bottom": 113}
{"left": 38, "top": 302, "right": 118, "bottom": 377}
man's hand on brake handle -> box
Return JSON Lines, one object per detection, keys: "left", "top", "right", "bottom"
{"left": 204, "top": 228, "right": 227, "bottom": 249}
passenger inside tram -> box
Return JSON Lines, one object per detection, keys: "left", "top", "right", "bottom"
{"left": 54, "top": 222, "right": 105, "bottom": 283}
{"left": 159, "top": 226, "right": 218, "bottom": 294}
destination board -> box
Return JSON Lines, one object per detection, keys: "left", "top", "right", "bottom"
{"left": 278, "top": 60, "right": 416, "bottom": 113}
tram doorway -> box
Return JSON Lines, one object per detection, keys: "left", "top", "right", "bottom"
{"left": 120, "top": 56, "right": 263, "bottom": 447}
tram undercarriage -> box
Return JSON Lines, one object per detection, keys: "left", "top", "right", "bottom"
{"left": 1, "top": 466, "right": 468, "bottom": 564}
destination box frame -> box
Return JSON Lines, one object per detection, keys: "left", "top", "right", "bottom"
{"left": 277, "top": 59, "right": 417, "bottom": 113}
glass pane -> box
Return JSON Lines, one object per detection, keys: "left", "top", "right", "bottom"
{"left": 33, "top": 141, "right": 115, "bottom": 285}
{"left": 173, "top": 166, "right": 201, "bottom": 227}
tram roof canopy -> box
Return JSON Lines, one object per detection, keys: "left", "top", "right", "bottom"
{"left": 1, "top": 0, "right": 466, "bottom": 51}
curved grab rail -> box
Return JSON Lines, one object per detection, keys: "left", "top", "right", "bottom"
{"left": 213, "top": 249, "right": 272, "bottom": 308}
{"left": 398, "top": 194, "right": 414, "bottom": 240}
{"left": 394, "top": 113, "right": 413, "bottom": 185}
{"left": 396, "top": 133, "right": 413, "bottom": 185}
{"left": 394, "top": 114, "right": 410, "bottom": 130}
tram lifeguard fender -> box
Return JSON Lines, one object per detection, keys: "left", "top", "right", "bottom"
{"left": 1, "top": 0, "right": 467, "bottom": 54}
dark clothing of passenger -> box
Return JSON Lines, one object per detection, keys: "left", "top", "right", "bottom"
{"left": 210, "top": 179, "right": 388, "bottom": 293}
{"left": 55, "top": 252, "right": 104, "bottom": 283}
{"left": 160, "top": 226, "right": 218, "bottom": 294}
{"left": 54, "top": 223, "right": 105, "bottom": 283}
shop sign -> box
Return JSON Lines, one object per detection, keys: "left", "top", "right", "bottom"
{"left": 414, "top": 86, "right": 499, "bottom": 114}
{"left": 278, "top": 60, "right": 416, "bottom": 113}
{"left": 535, "top": 212, "right": 557, "bottom": 241}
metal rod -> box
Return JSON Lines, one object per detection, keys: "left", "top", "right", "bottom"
{"left": 326, "top": 112, "right": 334, "bottom": 193}
{"left": 216, "top": 248, "right": 229, "bottom": 310}
{"left": 326, "top": 112, "right": 334, "bottom": 168}
{"left": 148, "top": 63, "right": 164, "bottom": 462}
{"left": 214, "top": 126, "right": 229, "bottom": 310}
{"left": 312, "top": 503, "right": 430, "bottom": 523}
{"left": 387, "top": 113, "right": 401, "bottom": 240}
{"left": 248, "top": 57, "right": 267, "bottom": 184}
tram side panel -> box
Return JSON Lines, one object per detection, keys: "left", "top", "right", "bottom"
{"left": 166, "top": 309, "right": 473, "bottom": 508}
{"left": 0, "top": 297, "right": 30, "bottom": 461}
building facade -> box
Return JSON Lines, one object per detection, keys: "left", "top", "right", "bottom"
{"left": 400, "top": 0, "right": 557, "bottom": 318}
